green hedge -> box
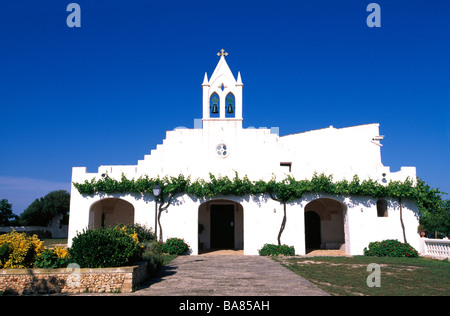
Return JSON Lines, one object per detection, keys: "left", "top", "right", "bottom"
{"left": 161, "top": 238, "right": 190, "bottom": 255}
{"left": 259, "top": 243, "right": 295, "bottom": 256}
{"left": 69, "top": 227, "right": 143, "bottom": 268}
{"left": 363, "top": 239, "right": 419, "bottom": 258}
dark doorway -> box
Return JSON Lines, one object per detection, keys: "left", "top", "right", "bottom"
{"left": 305, "top": 211, "right": 321, "bottom": 249}
{"left": 210, "top": 204, "right": 235, "bottom": 249}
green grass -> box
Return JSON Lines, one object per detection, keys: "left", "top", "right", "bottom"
{"left": 42, "top": 239, "right": 68, "bottom": 248}
{"left": 276, "top": 256, "right": 450, "bottom": 296}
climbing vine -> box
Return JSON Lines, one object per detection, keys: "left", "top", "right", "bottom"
{"left": 73, "top": 172, "right": 446, "bottom": 217}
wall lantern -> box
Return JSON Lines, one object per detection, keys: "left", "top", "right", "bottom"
{"left": 153, "top": 184, "right": 161, "bottom": 241}
{"left": 153, "top": 184, "right": 161, "bottom": 197}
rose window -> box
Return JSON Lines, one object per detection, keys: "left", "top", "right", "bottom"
{"left": 216, "top": 143, "right": 228, "bottom": 157}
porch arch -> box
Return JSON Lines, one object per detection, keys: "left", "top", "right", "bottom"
{"left": 89, "top": 198, "right": 135, "bottom": 229}
{"left": 198, "top": 199, "right": 244, "bottom": 251}
{"left": 304, "top": 198, "right": 346, "bottom": 250}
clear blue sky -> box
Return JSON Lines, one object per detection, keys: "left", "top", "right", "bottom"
{"left": 1, "top": 0, "right": 449, "bottom": 215}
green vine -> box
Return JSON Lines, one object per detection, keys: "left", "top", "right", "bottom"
{"left": 73, "top": 172, "right": 446, "bottom": 218}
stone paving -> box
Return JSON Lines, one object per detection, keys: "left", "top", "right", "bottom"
{"left": 127, "top": 254, "right": 329, "bottom": 296}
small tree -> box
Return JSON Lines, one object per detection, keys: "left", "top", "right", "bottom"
{"left": 420, "top": 198, "right": 450, "bottom": 237}
{"left": 19, "top": 190, "right": 70, "bottom": 226}
{"left": 41, "top": 190, "right": 70, "bottom": 223}
{"left": 0, "top": 199, "right": 18, "bottom": 226}
{"left": 20, "top": 198, "right": 45, "bottom": 226}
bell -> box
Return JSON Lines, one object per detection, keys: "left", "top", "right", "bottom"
{"left": 227, "top": 104, "right": 234, "bottom": 114}
{"left": 211, "top": 104, "right": 219, "bottom": 114}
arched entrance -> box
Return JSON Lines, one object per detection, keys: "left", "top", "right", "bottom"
{"left": 89, "top": 198, "right": 134, "bottom": 229}
{"left": 304, "top": 198, "right": 346, "bottom": 250}
{"left": 198, "top": 199, "right": 243, "bottom": 251}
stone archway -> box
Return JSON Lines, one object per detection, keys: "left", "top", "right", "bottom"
{"left": 198, "top": 199, "right": 243, "bottom": 251}
{"left": 304, "top": 198, "right": 346, "bottom": 250}
{"left": 89, "top": 198, "right": 134, "bottom": 229}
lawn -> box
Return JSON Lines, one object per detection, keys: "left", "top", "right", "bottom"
{"left": 42, "top": 238, "right": 68, "bottom": 248}
{"left": 276, "top": 256, "right": 450, "bottom": 296}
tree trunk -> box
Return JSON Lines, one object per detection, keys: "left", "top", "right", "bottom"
{"left": 157, "top": 206, "right": 163, "bottom": 241}
{"left": 399, "top": 197, "right": 407, "bottom": 243}
{"left": 277, "top": 202, "right": 287, "bottom": 246}
{"left": 157, "top": 193, "right": 175, "bottom": 242}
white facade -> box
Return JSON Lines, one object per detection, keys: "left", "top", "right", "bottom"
{"left": 68, "top": 51, "right": 421, "bottom": 255}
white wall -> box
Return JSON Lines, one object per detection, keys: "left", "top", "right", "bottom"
{"left": 69, "top": 181, "right": 420, "bottom": 256}
{"left": 344, "top": 197, "right": 421, "bottom": 255}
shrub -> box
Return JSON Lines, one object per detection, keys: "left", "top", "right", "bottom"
{"left": 34, "top": 246, "right": 70, "bottom": 269}
{"left": 0, "top": 243, "right": 12, "bottom": 266}
{"left": 119, "top": 224, "right": 155, "bottom": 243}
{"left": 161, "top": 238, "right": 190, "bottom": 255}
{"left": 69, "top": 226, "right": 143, "bottom": 268}
{"left": 142, "top": 240, "right": 164, "bottom": 275}
{"left": 259, "top": 243, "right": 295, "bottom": 256}
{"left": 0, "top": 230, "right": 44, "bottom": 268}
{"left": 364, "top": 239, "right": 419, "bottom": 258}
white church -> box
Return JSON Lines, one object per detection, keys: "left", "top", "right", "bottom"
{"left": 68, "top": 50, "right": 421, "bottom": 255}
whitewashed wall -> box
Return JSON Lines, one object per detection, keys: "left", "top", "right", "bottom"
{"left": 69, "top": 177, "right": 420, "bottom": 255}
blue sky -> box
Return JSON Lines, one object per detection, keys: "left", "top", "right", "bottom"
{"left": 1, "top": 0, "right": 449, "bottom": 215}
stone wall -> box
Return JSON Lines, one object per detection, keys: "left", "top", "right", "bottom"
{"left": 0, "top": 262, "right": 148, "bottom": 295}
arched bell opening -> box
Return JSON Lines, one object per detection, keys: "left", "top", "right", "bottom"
{"left": 210, "top": 92, "right": 220, "bottom": 117}
{"left": 225, "top": 92, "right": 235, "bottom": 118}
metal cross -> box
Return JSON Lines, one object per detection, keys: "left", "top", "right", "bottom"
{"left": 217, "top": 49, "right": 229, "bottom": 57}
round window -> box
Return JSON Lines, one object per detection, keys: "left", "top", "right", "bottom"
{"left": 216, "top": 143, "right": 228, "bottom": 158}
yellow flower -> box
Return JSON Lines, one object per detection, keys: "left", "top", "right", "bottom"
{"left": 115, "top": 226, "right": 140, "bottom": 245}
{"left": 0, "top": 230, "right": 44, "bottom": 269}
{"left": 53, "top": 246, "right": 69, "bottom": 259}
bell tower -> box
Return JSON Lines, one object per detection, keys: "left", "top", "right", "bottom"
{"left": 202, "top": 49, "right": 243, "bottom": 128}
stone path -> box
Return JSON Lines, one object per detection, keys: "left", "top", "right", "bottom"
{"left": 129, "top": 255, "right": 329, "bottom": 296}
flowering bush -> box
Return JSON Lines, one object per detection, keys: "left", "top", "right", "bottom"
{"left": 34, "top": 246, "right": 70, "bottom": 269}
{"left": 364, "top": 239, "right": 419, "bottom": 258}
{"left": 161, "top": 238, "right": 190, "bottom": 255}
{"left": 118, "top": 224, "right": 155, "bottom": 243}
{"left": 69, "top": 226, "right": 143, "bottom": 268}
{"left": 0, "top": 230, "right": 44, "bottom": 268}
{"left": 259, "top": 243, "right": 295, "bottom": 256}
